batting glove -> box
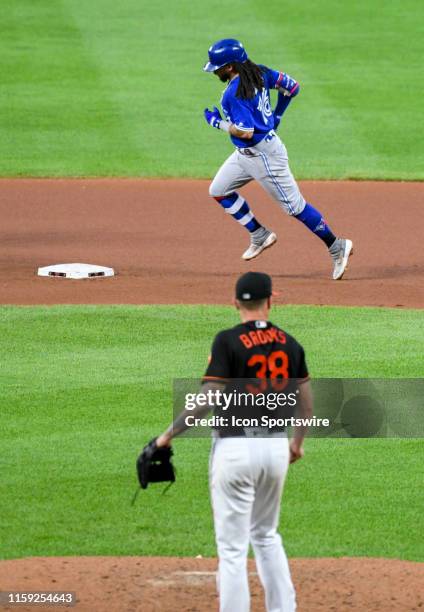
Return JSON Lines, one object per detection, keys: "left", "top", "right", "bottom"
{"left": 204, "top": 106, "right": 223, "bottom": 129}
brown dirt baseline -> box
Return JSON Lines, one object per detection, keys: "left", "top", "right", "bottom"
{"left": 0, "top": 179, "right": 423, "bottom": 307}
{"left": 0, "top": 556, "right": 423, "bottom": 611}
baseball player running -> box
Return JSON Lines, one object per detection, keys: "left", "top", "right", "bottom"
{"left": 203, "top": 39, "right": 353, "bottom": 280}
{"left": 155, "top": 272, "right": 313, "bottom": 612}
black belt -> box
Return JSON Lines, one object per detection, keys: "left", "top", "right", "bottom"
{"left": 215, "top": 427, "right": 286, "bottom": 438}
{"left": 238, "top": 147, "right": 256, "bottom": 156}
{"left": 237, "top": 131, "right": 275, "bottom": 156}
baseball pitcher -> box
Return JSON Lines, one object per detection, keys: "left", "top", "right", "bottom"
{"left": 152, "top": 272, "right": 314, "bottom": 612}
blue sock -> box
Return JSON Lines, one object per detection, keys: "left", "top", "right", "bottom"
{"left": 214, "top": 192, "right": 261, "bottom": 233}
{"left": 295, "top": 203, "right": 336, "bottom": 248}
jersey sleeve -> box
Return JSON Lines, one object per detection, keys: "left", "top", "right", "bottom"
{"left": 203, "top": 332, "right": 232, "bottom": 382}
{"left": 262, "top": 66, "right": 282, "bottom": 89}
{"left": 263, "top": 67, "right": 299, "bottom": 96}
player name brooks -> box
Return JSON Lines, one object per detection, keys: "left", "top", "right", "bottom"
{"left": 0, "top": 592, "right": 76, "bottom": 606}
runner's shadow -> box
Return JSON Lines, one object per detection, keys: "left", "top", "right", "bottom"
{"left": 348, "top": 264, "right": 424, "bottom": 281}
{"left": 271, "top": 272, "right": 329, "bottom": 280}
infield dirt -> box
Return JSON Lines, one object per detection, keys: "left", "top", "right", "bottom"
{"left": 0, "top": 556, "right": 423, "bottom": 611}
{"left": 1, "top": 179, "right": 423, "bottom": 307}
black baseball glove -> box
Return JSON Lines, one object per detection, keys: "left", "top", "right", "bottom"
{"left": 136, "top": 438, "right": 175, "bottom": 490}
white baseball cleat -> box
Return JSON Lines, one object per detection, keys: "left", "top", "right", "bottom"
{"left": 329, "top": 238, "right": 353, "bottom": 280}
{"left": 242, "top": 231, "right": 277, "bottom": 261}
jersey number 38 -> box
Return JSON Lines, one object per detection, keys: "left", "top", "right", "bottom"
{"left": 247, "top": 350, "right": 289, "bottom": 392}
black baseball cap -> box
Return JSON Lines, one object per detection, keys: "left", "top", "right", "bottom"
{"left": 235, "top": 272, "right": 272, "bottom": 301}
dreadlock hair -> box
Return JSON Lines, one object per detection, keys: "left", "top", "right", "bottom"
{"left": 232, "top": 59, "right": 265, "bottom": 99}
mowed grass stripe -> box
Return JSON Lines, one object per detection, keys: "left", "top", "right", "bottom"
{"left": 1, "top": 305, "right": 423, "bottom": 560}
{"left": 0, "top": 0, "right": 422, "bottom": 178}
{"left": 0, "top": 1, "right": 134, "bottom": 176}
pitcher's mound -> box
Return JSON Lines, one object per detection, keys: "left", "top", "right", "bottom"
{"left": 0, "top": 555, "right": 423, "bottom": 611}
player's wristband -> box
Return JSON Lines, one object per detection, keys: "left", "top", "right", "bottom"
{"left": 218, "top": 120, "right": 230, "bottom": 133}
{"left": 276, "top": 73, "right": 299, "bottom": 97}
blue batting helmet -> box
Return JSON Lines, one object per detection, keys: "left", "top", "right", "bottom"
{"left": 203, "top": 39, "right": 248, "bottom": 72}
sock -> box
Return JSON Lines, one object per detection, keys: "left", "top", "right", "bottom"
{"left": 295, "top": 203, "right": 336, "bottom": 248}
{"left": 214, "top": 192, "right": 261, "bottom": 233}
{"left": 251, "top": 226, "right": 268, "bottom": 243}
{"left": 329, "top": 238, "right": 343, "bottom": 255}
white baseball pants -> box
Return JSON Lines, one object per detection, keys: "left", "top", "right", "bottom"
{"left": 210, "top": 435, "right": 296, "bottom": 612}
{"left": 209, "top": 134, "right": 306, "bottom": 217}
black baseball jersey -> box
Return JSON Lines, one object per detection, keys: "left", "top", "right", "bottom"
{"left": 203, "top": 320, "right": 309, "bottom": 436}
{"left": 203, "top": 319, "right": 309, "bottom": 383}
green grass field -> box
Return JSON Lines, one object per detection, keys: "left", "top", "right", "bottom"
{"left": 1, "top": 305, "right": 423, "bottom": 561}
{"left": 1, "top": 0, "right": 423, "bottom": 179}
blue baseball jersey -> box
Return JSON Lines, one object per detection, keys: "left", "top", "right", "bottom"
{"left": 220, "top": 66, "right": 298, "bottom": 149}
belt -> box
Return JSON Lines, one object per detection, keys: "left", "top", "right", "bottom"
{"left": 237, "top": 130, "right": 276, "bottom": 156}
{"left": 238, "top": 148, "right": 256, "bottom": 156}
{"left": 214, "top": 427, "right": 286, "bottom": 438}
